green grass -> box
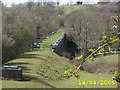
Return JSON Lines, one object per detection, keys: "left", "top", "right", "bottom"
{"left": 2, "top": 4, "right": 118, "bottom": 88}
{"left": 2, "top": 80, "right": 51, "bottom": 88}
{"left": 40, "top": 28, "right": 64, "bottom": 48}
{"left": 2, "top": 17, "right": 118, "bottom": 88}
{"left": 56, "top": 4, "right": 101, "bottom": 15}
{"left": 2, "top": 49, "right": 118, "bottom": 88}
{"left": 52, "top": 71, "right": 116, "bottom": 88}
{"left": 2, "top": 49, "right": 75, "bottom": 88}
{"left": 95, "top": 54, "right": 118, "bottom": 64}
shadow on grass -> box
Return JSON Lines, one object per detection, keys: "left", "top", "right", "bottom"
{"left": 17, "top": 53, "right": 47, "bottom": 60}
{"left": 5, "top": 62, "right": 32, "bottom": 65}
{"left": 17, "top": 54, "right": 38, "bottom": 59}
{"left": 4, "top": 62, "right": 31, "bottom": 73}
{"left": 20, "top": 66, "right": 31, "bottom": 73}
{"left": 20, "top": 74, "right": 56, "bottom": 88}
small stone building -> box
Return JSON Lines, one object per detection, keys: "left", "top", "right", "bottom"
{"left": 52, "top": 34, "right": 78, "bottom": 60}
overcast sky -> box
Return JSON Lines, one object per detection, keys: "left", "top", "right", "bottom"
{"left": 2, "top": 0, "right": 99, "bottom": 6}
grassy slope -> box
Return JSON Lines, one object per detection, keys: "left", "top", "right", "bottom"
{"left": 52, "top": 71, "right": 116, "bottom": 88}
{"left": 95, "top": 54, "right": 118, "bottom": 63}
{"left": 3, "top": 49, "right": 118, "bottom": 88}
{"left": 3, "top": 28, "right": 65, "bottom": 88}
{"left": 40, "top": 28, "right": 64, "bottom": 48}
{"left": 2, "top": 5, "right": 118, "bottom": 88}
{"left": 52, "top": 54, "right": 118, "bottom": 88}
{"left": 3, "top": 49, "right": 75, "bottom": 88}
{"left": 2, "top": 26, "right": 118, "bottom": 88}
{"left": 56, "top": 4, "right": 101, "bottom": 15}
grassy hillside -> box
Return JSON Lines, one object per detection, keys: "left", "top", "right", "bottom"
{"left": 52, "top": 71, "right": 116, "bottom": 88}
{"left": 56, "top": 4, "right": 101, "bottom": 15}
{"left": 2, "top": 4, "right": 119, "bottom": 88}
{"left": 3, "top": 49, "right": 75, "bottom": 88}
{"left": 95, "top": 54, "right": 118, "bottom": 63}
{"left": 40, "top": 28, "right": 64, "bottom": 48}
{"left": 2, "top": 49, "right": 118, "bottom": 88}
{"left": 2, "top": 27, "right": 118, "bottom": 88}
{"left": 81, "top": 55, "right": 118, "bottom": 80}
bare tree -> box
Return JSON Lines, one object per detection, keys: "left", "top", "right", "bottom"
{"left": 65, "top": 9, "right": 106, "bottom": 58}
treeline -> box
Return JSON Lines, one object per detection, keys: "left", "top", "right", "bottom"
{"left": 65, "top": 3, "right": 118, "bottom": 58}
{"left": 2, "top": 4, "right": 65, "bottom": 63}
{"left": 2, "top": 2, "right": 118, "bottom": 63}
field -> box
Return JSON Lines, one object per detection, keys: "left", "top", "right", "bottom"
{"left": 2, "top": 29, "right": 118, "bottom": 88}
{"left": 40, "top": 28, "right": 64, "bottom": 48}
{"left": 3, "top": 49, "right": 74, "bottom": 88}
{"left": 2, "top": 3, "right": 119, "bottom": 89}
{"left": 2, "top": 49, "right": 118, "bottom": 88}
{"left": 57, "top": 4, "right": 101, "bottom": 15}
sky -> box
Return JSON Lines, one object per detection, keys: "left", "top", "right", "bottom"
{"left": 2, "top": 0, "right": 99, "bottom": 6}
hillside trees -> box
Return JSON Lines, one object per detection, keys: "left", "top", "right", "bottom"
{"left": 65, "top": 3, "right": 118, "bottom": 58}
{"left": 64, "top": 4, "right": 119, "bottom": 80}
{"left": 65, "top": 9, "right": 106, "bottom": 58}
{"left": 64, "top": 14, "right": 119, "bottom": 81}
{"left": 2, "top": 7, "right": 37, "bottom": 63}
{"left": 96, "top": 3, "right": 118, "bottom": 52}
{"left": 2, "top": 4, "right": 65, "bottom": 63}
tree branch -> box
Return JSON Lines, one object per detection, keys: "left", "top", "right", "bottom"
{"left": 73, "top": 41, "right": 111, "bottom": 74}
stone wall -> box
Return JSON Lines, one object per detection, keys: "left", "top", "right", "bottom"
{"left": 52, "top": 34, "right": 78, "bottom": 59}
